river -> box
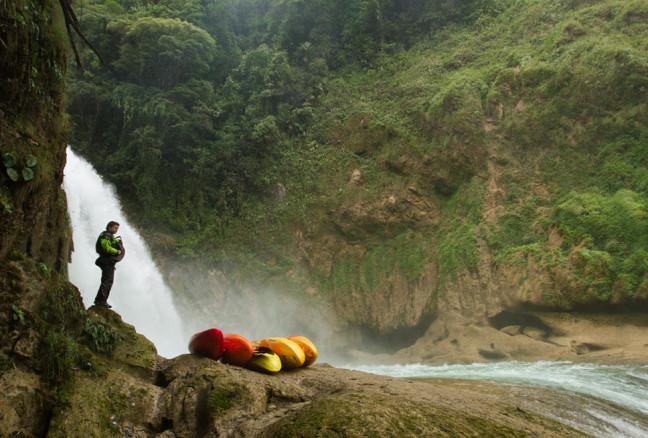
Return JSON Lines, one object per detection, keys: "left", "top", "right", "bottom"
{"left": 351, "top": 361, "right": 648, "bottom": 437}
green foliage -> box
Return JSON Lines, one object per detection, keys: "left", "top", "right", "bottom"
{"left": 2, "top": 152, "right": 39, "bottom": 182}
{"left": 5, "top": 168, "right": 19, "bottom": 182}
{"left": 423, "top": 71, "right": 487, "bottom": 146}
{"left": 10, "top": 304, "right": 25, "bottom": 324}
{"left": 436, "top": 181, "right": 482, "bottom": 287}
{"left": 82, "top": 319, "right": 116, "bottom": 355}
{"left": 0, "top": 188, "right": 13, "bottom": 213}
{"left": 114, "top": 17, "right": 218, "bottom": 88}
{"left": 68, "top": 0, "right": 648, "bottom": 309}
{"left": 438, "top": 223, "right": 479, "bottom": 286}
{"left": 38, "top": 262, "right": 51, "bottom": 278}
{"left": 619, "top": 249, "right": 648, "bottom": 295}
{"left": 488, "top": 195, "right": 545, "bottom": 262}
{"left": 572, "top": 248, "right": 615, "bottom": 300}
{"left": 21, "top": 167, "right": 34, "bottom": 181}
{"left": 40, "top": 284, "right": 87, "bottom": 333}
{"left": 2, "top": 152, "right": 16, "bottom": 168}
{"left": 68, "top": 0, "right": 497, "bottom": 252}
{"left": 326, "top": 231, "right": 430, "bottom": 295}
{"left": 0, "top": 0, "right": 68, "bottom": 124}
{"left": 551, "top": 190, "right": 648, "bottom": 300}
{"left": 597, "top": 131, "right": 648, "bottom": 195}
{"left": 554, "top": 190, "right": 648, "bottom": 250}
{"left": 7, "top": 249, "right": 25, "bottom": 261}
{"left": 26, "top": 154, "right": 38, "bottom": 167}
{"left": 40, "top": 331, "right": 80, "bottom": 383}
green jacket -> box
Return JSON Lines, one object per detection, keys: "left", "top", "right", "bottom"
{"left": 96, "top": 231, "right": 120, "bottom": 256}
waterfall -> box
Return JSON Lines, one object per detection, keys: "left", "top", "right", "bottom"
{"left": 64, "top": 147, "right": 187, "bottom": 357}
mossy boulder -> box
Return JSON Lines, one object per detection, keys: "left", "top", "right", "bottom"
{"left": 47, "top": 368, "right": 165, "bottom": 438}
{"left": 86, "top": 307, "right": 159, "bottom": 372}
{"left": 0, "top": 368, "right": 50, "bottom": 437}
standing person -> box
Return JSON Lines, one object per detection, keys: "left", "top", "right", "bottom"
{"left": 94, "top": 221, "right": 124, "bottom": 308}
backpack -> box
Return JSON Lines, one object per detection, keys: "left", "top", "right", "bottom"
{"left": 95, "top": 231, "right": 111, "bottom": 255}
{"left": 96, "top": 231, "right": 126, "bottom": 262}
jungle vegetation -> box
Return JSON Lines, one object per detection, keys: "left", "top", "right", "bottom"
{"left": 69, "top": 0, "right": 648, "bottom": 305}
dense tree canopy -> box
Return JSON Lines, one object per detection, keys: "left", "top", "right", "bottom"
{"left": 69, "top": 0, "right": 487, "bottom": 235}
{"left": 114, "top": 17, "right": 218, "bottom": 88}
{"left": 68, "top": 0, "right": 648, "bottom": 306}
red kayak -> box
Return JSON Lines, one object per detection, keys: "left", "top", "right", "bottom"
{"left": 222, "top": 333, "right": 254, "bottom": 366}
{"left": 188, "top": 328, "right": 225, "bottom": 360}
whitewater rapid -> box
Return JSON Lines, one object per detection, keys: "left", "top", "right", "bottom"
{"left": 350, "top": 361, "right": 648, "bottom": 437}
{"left": 64, "top": 148, "right": 187, "bottom": 357}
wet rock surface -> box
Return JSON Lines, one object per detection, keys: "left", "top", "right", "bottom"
{"left": 0, "top": 368, "right": 50, "bottom": 437}
{"left": 2, "top": 256, "right": 646, "bottom": 437}
{"left": 50, "top": 355, "right": 586, "bottom": 437}
{"left": 394, "top": 311, "right": 648, "bottom": 365}
{"left": 33, "top": 309, "right": 586, "bottom": 437}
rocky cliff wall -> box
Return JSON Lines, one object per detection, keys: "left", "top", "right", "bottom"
{"left": 0, "top": 0, "right": 72, "bottom": 273}
{"left": 1, "top": 1, "right": 77, "bottom": 435}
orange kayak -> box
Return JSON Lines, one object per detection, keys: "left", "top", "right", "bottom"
{"left": 256, "top": 337, "right": 305, "bottom": 369}
{"left": 287, "top": 336, "right": 318, "bottom": 367}
{"left": 222, "top": 333, "right": 254, "bottom": 366}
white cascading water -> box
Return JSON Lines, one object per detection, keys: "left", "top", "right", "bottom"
{"left": 64, "top": 147, "right": 187, "bottom": 357}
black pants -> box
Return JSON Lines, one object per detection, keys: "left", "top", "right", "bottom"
{"left": 94, "top": 260, "right": 116, "bottom": 304}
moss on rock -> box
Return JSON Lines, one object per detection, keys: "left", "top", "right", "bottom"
{"left": 86, "top": 308, "right": 158, "bottom": 372}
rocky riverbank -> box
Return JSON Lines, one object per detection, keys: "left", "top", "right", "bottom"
{"left": 39, "top": 309, "right": 586, "bottom": 438}
{"left": 3, "top": 289, "right": 647, "bottom": 437}
{"left": 389, "top": 311, "right": 648, "bottom": 366}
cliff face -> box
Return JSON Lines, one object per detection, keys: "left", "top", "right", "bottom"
{"left": 0, "top": 1, "right": 77, "bottom": 435}
{"left": 0, "top": 0, "right": 72, "bottom": 273}
{"left": 297, "top": 0, "right": 648, "bottom": 348}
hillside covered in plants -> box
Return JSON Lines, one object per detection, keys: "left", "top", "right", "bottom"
{"left": 68, "top": 0, "right": 648, "bottom": 356}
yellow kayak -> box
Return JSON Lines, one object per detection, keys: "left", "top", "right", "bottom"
{"left": 256, "top": 337, "right": 305, "bottom": 369}
{"left": 246, "top": 350, "right": 282, "bottom": 374}
{"left": 287, "top": 336, "right": 318, "bottom": 367}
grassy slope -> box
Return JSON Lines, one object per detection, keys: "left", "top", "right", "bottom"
{"left": 203, "top": 0, "right": 648, "bottom": 308}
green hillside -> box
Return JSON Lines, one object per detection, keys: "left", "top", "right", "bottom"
{"left": 68, "top": 0, "right": 648, "bottom": 327}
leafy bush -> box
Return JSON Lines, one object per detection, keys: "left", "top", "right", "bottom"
{"left": 40, "top": 332, "right": 80, "bottom": 383}
{"left": 10, "top": 304, "right": 25, "bottom": 326}
{"left": 40, "top": 284, "right": 86, "bottom": 332}
{"left": 438, "top": 223, "right": 479, "bottom": 285}
{"left": 554, "top": 190, "right": 648, "bottom": 250}
{"left": 326, "top": 231, "right": 429, "bottom": 295}
{"left": 82, "top": 319, "right": 116, "bottom": 355}
{"left": 552, "top": 190, "right": 648, "bottom": 300}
